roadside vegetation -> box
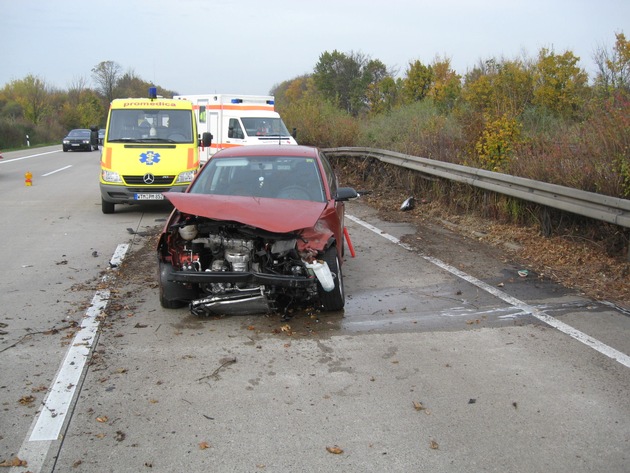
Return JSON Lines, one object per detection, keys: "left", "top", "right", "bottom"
{"left": 273, "top": 34, "right": 630, "bottom": 201}
{"left": 269, "top": 34, "right": 630, "bottom": 264}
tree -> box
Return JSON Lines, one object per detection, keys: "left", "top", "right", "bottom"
{"left": 6, "top": 75, "right": 51, "bottom": 125}
{"left": 402, "top": 60, "right": 434, "bottom": 103}
{"left": 78, "top": 90, "right": 105, "bottom": 127}
{"left": 116, "top": 70, "right": 152, "bottom": 98}
{"left": 0, "top": 84, "right": 23, "bottom": 120}
{"left": 532, "top": 48, "right": 589, "bottom": 119}
{"left": 593, "top": 32, "right": 630, "bottom": 97}
{"left": 271, "top": 75, "right": 310, "bottom": 110}
{"left": 462, "top": 58, "right": 534, "bottom": 117}
{"left": 312, "top": 50, "right": 392, "bottom": 116}
{"left": 428, "top": 57, "right": 461, "bottom": 112}
{"left": 362, "top": 59, "right": 397, "bottom": 115}
{"left": 67, "top": 75, "right": 88, "bottom": 104}
{"left": 365, "top": 76, "right": 402, "bottom": 115}
{"left": 91, "top": 60, "right": 122, "bottom": 103}
{"left": 313, "top": 50, "right": 361, "bottom": 114}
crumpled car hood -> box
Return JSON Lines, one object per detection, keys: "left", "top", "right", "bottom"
{"left": 165, "top": 193, "right": 328, "bottom": 233}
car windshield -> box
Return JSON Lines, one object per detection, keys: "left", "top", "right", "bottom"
{"left": 68, "top": 129, "right": 90, "bottom": 137}
{"left": 189, "top": 156, "right": 326, "bottom": 202}
{"left": 107, "top": 109, "right": 193, "bottom": 143}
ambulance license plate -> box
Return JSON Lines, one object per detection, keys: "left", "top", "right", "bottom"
{"left": 134, "top": 193, "right": 164, "bottom": 201}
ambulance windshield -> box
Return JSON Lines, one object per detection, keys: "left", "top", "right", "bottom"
{"left": 108, "top": 109, "right": 193, "bottom": 143}
{"left": 241, "top": 117, "right": 291, "bottom": 138}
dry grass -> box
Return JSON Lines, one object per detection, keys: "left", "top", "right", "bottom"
{"left": 334, "top": 157, "right": 630, "bottom": 309}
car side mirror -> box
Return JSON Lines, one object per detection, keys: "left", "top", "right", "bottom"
{"left": 335, "top": 187, "right": 359, "bottom": 201}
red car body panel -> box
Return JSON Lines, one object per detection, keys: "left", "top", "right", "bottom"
{"left": 163, "top": 193, "right": 338, "bottom": 253}
{"left": 164, "top": 193, "right": 324, "bottom": 234}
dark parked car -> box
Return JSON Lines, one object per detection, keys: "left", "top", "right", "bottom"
{"left": 62, "top": 129, "right": 94, "bottom": 152}
{"left": 157, "top": 145, "right": 358, "bottom": 316}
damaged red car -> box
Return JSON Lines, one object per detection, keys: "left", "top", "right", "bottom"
{"left": 157, "top": 145, "right": 358, "bottom": 316}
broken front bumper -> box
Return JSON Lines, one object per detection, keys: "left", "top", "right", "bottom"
{"left": 168, "top": 270, "right": 316, "bottom": 288}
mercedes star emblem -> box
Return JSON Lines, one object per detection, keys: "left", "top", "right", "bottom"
{"left": 143, "top": 173, "right": 155, "bottom": 184}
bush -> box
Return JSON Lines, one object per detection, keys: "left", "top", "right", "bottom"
{"left": 279, "top": 97, "right": 360, "bottom": 148}
{"left": 358, "top": 100, "right": 464, "bottom": 162}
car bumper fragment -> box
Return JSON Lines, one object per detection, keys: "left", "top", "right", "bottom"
{"left": 169, "top": 270, "right": 316, "bottom": 288}
{"left": 189, "top": 287, "right": 270, "bottom": 316}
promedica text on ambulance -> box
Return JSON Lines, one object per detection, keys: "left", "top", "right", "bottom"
{"left": 99, "top": 88, "right": 212, "bottom": 214}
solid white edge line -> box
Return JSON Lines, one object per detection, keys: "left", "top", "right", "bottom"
{"left": 11, "top": 243, "right": 130, "bottom": 472}
{"left": 28, "top": 291, "right": 109, "bottom": 441}
{"left": 0, "top": 150, "right": 59, "bottom": 164}
{"left": 346, "top": 213, "right": 630, "bottom": 369}
{"left": 109, "top": 243, "right": 129, "bottom": 269}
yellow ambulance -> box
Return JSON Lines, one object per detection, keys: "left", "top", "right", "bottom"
{"left": 99, "top": 89, "right": 212, "bottom": 214}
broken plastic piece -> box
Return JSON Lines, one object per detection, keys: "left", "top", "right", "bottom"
{"left": 400, "top": 197, "right": 415, "bottom": 211}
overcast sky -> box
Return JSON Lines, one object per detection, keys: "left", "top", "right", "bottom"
{"left": 1, "top": 0, "right": 628, "bottom": 96}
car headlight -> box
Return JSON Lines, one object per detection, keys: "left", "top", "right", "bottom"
{"left": 82, "top": 140, "right": 90, "bottom": 144}
{"left": 102, "top": 170, "right": 122, "bottom": 183}
{"left": 63, "top": 139, "right": 69, "bottom": 144}
{"left": 176, "top": 170, "right": 197, "bottom": 183}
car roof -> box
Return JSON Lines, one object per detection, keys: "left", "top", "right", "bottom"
{"left": 212, "top": 145, "right": 319, "bottom": 159}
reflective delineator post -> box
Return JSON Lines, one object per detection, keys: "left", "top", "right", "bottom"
{"left": 25, "top": 171, "right": 32, "bottom": 186}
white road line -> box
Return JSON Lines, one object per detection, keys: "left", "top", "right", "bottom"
{"left": 0, "top": 150, "right": 58, "bottom": 164}
{"left": 42, "top": 165, "right": 72, "bottom": 177}
{"left": 11, "top": 243, "right": 129, "bottom": 472}
{"left": 346, "top": 213, "right": 630, "bottom": 369}
{"left": 29, "top": 290, "right": 108, "bottom": 441}
{"left": 109, "top": 243, "right": 129, "bottom": 269}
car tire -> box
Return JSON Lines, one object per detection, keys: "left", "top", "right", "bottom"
{"left": 159, "top": 261, "right": 194, "bottom": 309}
{"left": 101, "top": 198, "right": 115, "bottom": 214}
{"left": 319, "top": 246, "right": 344, "bottom": 311}
{"left": 63, "top": 147, "right": 68, "bottom": 152}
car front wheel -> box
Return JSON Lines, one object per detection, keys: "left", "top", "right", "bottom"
{"left": 318, "top": 246, "right": 344, "bottom": 311}
{"left": 159, "top": 260, "right": 194, "bottom": 309}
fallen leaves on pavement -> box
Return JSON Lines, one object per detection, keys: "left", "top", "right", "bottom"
{"left": 0, "top": 456, "right": 27, "bottom": 467}
{"left": 326, "top": 445, "right": 344, "bottom": 454}
{"left": 18, "top": 395, "right": 35, "bottom": 406}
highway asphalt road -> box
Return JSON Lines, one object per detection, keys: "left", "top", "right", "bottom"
{"left": 0, "top": 146, "right": 628, "bottom": 472}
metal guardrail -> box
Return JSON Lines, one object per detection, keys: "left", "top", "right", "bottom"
{"left": 324, "top": 147, "right": 630, "bottom": 229}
